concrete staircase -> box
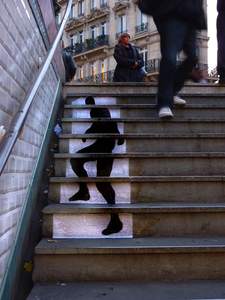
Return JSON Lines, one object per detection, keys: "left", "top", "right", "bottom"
{"left": 30, "top": 83, "right": 225, "bottom": 297}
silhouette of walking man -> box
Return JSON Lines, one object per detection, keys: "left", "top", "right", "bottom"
{"left": 69, "top": 96, "right": 124, "bottom": 235}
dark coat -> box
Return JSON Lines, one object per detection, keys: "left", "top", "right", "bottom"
{"left": 217, "top": 0, "right": 225, "bottom": 12}
{"left": 140, "top": 0, "right": 206, "bottom": 30}
{"left": 113, "top": 43, "right": 144, "bottom": 82}
{"left": 174, "top": 0, "right": 207, "bottom": 30}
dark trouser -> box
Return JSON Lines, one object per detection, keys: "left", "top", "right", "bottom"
{"left": 70, "top": 141, "right": 116, "bottom": 205}
{"left": 154, "top": 17, "right": 197, "bottom": 109}
{"left": 217, "top": 0, "right": 225, "bottom": 79}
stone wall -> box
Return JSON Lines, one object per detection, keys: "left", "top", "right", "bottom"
{"left": 0, "top": 0, "right": 59, "bottom": 284}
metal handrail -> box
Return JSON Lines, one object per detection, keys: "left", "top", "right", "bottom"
{"left": 0, "top": 0, "right": 72, "bottom": 176}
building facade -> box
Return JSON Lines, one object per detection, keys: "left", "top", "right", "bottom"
{"left": 58, "top": 0, "right": 208, "bottom": 82}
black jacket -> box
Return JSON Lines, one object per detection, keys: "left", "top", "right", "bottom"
{"left": 113, "top": 43, "right": 144, "bottom": 82}
{"left": 217, "top": 0, "right": 225, "bottom": 12}
{"left": 174, "top": 0, "right": 207, "bottom": 30}
{"left": 140, "top": 0, "right": 206, "bottom": 30}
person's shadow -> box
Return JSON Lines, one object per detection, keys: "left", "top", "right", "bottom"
{"left": 69, "top": 96, "right": 124, "bottom": 236}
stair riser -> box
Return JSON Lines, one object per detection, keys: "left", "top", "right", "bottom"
{"left": 55, "top": 158, "right": 129, "bottom": 177}
{"left": 48, "top": 182, "right": 131, "bottom": 204}
{"left": 62, "top": 122, "right": 225, "bottom": 134}
{"left": 33, "top": 252, "right": 225, "bottom": 282}
{"left": 43, "top": 214, "right": 132, "bottom": 239}
{"left": 63, "top": 108, "right": 225, "bottom": 119}
{"left": 67, "top": 96, "right": 225, "bottom": 106}
{"left": 64, "top": 84, "right": 225, "bottom": 96}
{"left": 49, "top": 181, "right": 225, "bottom": 203}
{"left": 132, "top": 181, "right": 225, "bottom": 203}
{"left": 43, "top": 212, "right": 225, "bottom": 238}
{"left": 55, "top": 157, "right": 225, "bottom": 177}
{"left": 59, "top": 138, "right": 225, "bottom": 153}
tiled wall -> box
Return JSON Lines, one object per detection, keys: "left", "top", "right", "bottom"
{"left": 0, "top": 0, "right": 59, "bottom": 284}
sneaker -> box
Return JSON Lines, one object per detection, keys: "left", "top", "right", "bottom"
{"left": 158, "top": 107, "right": 174, "bottom": 119}
{"left": 174, "top": 96, "right": 186, "bottom": 106}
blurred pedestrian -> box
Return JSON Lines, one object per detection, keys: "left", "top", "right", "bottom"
{"left": 217, "top": 0, "right": 225, "bottom": 84}
{"left": 137, "top": 0, "right": 206, "bottom": 119}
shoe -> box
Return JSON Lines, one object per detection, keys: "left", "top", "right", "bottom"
{"left": 158, "top": 107, "right": 174, "bottom": 119}
{"left": 69, "top": 190, "right": 90, "bottom": 201}
{"left": 218, "top": 79, "right": 225, "bottom": 85}
{"left": 174, "top": 96, "right": 186, "bottom": 106}
{"left": 102, "top": 215, "right": 123, "bottom": 236}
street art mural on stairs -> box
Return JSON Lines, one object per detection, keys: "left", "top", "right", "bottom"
{"left": 54, "top": 96, "right": 132, "bottom": 238}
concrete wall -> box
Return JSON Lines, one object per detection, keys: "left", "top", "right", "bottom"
{"left": 0, "top": 0, "right": 59, "bottom": 285}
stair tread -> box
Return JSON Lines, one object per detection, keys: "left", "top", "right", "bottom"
{"left": 54, "top": 152, "right": 225, "bottom": 158}
{"left": 27, "top": 281, "right": 225, "bottom": 300}
{"left": 59, "top": 133, "right": 225, "bottom": 138}
{"left": 62, "top": 117, "right": 225, "bottom": 122}
{"left": 64, "top": 104, "right": 225, "bottom": 109}
{"left": 43, "top": 203, "right": 225, "bottom": 214}
{"left": 50, "top": 175, "right": 225, "bottom": 183}
{"left": 35, "top": 237, "right": 225, "bottom": 254}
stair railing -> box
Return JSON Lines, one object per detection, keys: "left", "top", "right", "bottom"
{"left": 0, "top": 0, "right": 73, "bottom": 176}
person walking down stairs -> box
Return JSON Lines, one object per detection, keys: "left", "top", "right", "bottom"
{"left": 69, "top": 96, "right": 124, "bottom": 235}
{"left": 138, "top": 0, "right": 207, "bottom": 119}
{"left": 217, "top": 0, "right": 225, "bottom": 84}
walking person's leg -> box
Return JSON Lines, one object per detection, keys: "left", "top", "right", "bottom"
{"left": 174, "top": 26, "right": 198, "bottom": 97}
{"left": 155, "top": 17, "right": 189, "bottom": 119}
{"left": 217, "top": 0, "right": 225, "bottom": 83}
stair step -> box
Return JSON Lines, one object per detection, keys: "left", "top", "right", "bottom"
{"left": 43, "top": 203, "right": 225, "bottom": 214}
{"left": 62, "top": 119, "right": 225, "bottom": 134}
{"left": 35, "top": 237, "right": 225, "bottom": 254}
{"left": 64, "top": 83, "right": 225, "bottom": 97}
{"left": 33, "top": 237, "right": 225, "bottom": 281}
{"left": 48, "top": 176, "right": 225, "bottom": 204}
{"left": 42, "top": 203, "right": 225, "bottom": 238}
{"left": 54, "top": 153, "right": 225, "bottom": 177}
{"left": 63, "top": 107, "right": 225, "bottom": 119}
{"left": 27, "top": 281, "right": 225, "bottom": 300}
{"left": 59, "top": 133, "right": 225, "bottom": 153}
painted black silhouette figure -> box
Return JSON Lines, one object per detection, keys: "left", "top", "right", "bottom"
{"left": 69, "top": 96, "right": 124, "bottom": 236}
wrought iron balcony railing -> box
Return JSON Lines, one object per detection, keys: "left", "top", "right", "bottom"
{"left": 76, "top": 60, "right": 211, "bottom": 83}
{"left": 67, "top": 35, "right": 109, "bottom": 55}
{"left": 135, "top": 22, "right": 148, "bottom": 34}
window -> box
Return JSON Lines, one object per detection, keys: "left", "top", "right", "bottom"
{"left": 117, "top": 15, "right": 127, "bottom": 34}
{"left": 69, "top": 4, "right": 75, "bottom": 19}
{"left": 79, "top": 66, "right": 84, "bottom": 80}
{"left": 100, "top": 0, "right": 107, "bottom": 7}
{"left": 78, "top": 0, "right": 84, "bottom": 16}
{"left": 139, "top": 47, "right": 148, "bottom": 66}
{"left": 79, "top": 31, "right": 84, "bottom": 43}
{"left": 70, "top": 35, "right": 75, "bottom": 47}
{"left": 90, "top": 0, "right": 97, "bottom": 10}
{"left": 90, "top": 62, "right": 97, "bottom": 77}
{"left": 90, "top": 26, "right": 97, "bottom": 39}
{"left": 100, "top": 22, "right": 107, "bottom": 36}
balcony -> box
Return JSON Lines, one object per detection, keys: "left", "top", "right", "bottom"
{"left": 135, "top": 23, "right": 148, "bottom": 34}
{"left": 65, "top": 17, "right": 85, "bottom": 31}
{"left": 68, "top": 35, "right": 109, "bottom": 57}
{"left": 87, "top": 6, "right": 110, "bottom": 22}
{"left": 113, "top": 0, "right": 130, "bottom": 12}
{"left": 77, "top": 70, "right": 114, "bottom": 83}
